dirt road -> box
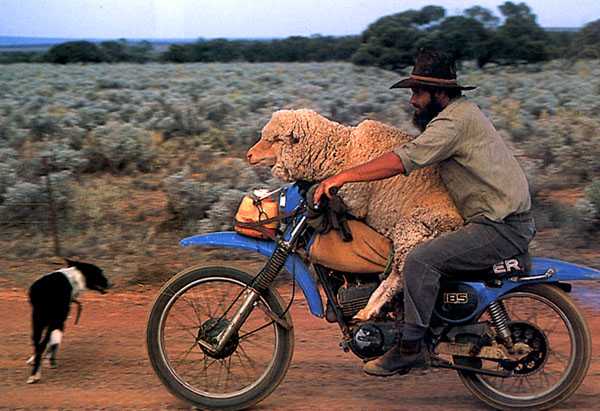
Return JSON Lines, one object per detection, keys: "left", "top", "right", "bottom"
{"left": 1, "top": 279, "right": 600, "bottom": 410}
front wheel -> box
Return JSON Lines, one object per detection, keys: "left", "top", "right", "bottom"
{"left": 458, "top": 284, "right": 591, "bottom": 410}
{"left": 147, "top": 265, "right": 294, "bottom": 410}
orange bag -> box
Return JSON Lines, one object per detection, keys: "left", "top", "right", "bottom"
{"left": 308, "top": 219, "right": 392, "bottom": 273}
{"left": 234, "top": 189, "right": 280, "bottom": 239}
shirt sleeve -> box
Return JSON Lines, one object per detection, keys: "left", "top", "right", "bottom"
{"left": 393, "top": 115, "right": 459, "bottom": 176}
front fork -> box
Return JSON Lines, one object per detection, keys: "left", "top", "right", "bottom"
{"left": 206, "top": 215, "right": 308, "bottom": 354}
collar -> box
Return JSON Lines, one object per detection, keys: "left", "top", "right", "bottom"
{"left": 427, "top": 96, "right": 466, "bottom": 126}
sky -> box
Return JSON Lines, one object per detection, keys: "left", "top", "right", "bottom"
{"left": 1, "top": 0, "right": 599, "bottom": 40}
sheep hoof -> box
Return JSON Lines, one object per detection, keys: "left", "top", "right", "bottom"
{"left": 354, "top": 307, "right": 377, "bottom": 322}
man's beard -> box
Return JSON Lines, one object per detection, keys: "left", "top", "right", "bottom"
{"left": 412, "top": 97, "right": 445, "bottom": 132}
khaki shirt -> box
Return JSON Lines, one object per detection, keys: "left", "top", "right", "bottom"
{"left": 394, "top": 97, "right": 531, "bottom": 222}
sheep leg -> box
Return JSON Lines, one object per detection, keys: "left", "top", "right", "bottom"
{"left": 354, "top": 218, "right": 434, "bottom": 321}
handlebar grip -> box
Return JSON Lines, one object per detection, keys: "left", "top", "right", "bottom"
{"left": 314, "top": 186, "right": 338, "bottom": 210}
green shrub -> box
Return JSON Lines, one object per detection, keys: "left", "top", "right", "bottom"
{"left": 45, "top": 41, "right": 104, "bottom": 64}
{"left": 83, "top": 122, "right": 155, "bottom": 173}
{"left": 585, "top": 180, "right": 600, "bottom": 217}
{"left": 163, "top": 170, "right": 219, "bottom": 228}
{"left": 0, "top": 171, "right": 72, "bottom": 227}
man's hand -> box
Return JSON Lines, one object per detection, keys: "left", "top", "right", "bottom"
{"left": 313, "top": 174, "right": 345, "bottom": 206}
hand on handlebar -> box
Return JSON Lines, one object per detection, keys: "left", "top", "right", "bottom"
{"left": 313, "top": 176, "right": 342, "bottom": 207}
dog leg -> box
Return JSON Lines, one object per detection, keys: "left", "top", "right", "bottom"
{"left": 45, "top": 346, "right": 58, "bottom": 368}
{"left": 29, "top": 324, "right": 51, "bottom": 384}
{"left": 45, "top": 329, "right": 63, "bottom": 368}
{"left": 28, "top": 309, "right": 45, "bottom": 384}
{"left": 28, "top": 349, "right": 43, "bottom": 384}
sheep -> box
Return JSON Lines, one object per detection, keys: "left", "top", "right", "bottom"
{"left": 247, "top": 109, "right": 463, "bottom": 320}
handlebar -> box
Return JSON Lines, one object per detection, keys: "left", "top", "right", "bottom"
{"left": 312, "top": 185, "right": 338, "bottom": 211}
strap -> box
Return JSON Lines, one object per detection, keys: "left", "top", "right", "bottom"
{"left": 236, "top": 209, "right": 297, "bottom": 228}
{"left": 236, "top": 210, "right": 299, "bottom": 240}
{"left": 410, "top": 74, "right": 458, "bottom": 85}
{"left": 379, "top": 248, "right": 395, "bottom": 281}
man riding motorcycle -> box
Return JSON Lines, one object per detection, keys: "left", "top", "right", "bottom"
{"left": 313, "top": 48, "right": 536, "bottom": 377}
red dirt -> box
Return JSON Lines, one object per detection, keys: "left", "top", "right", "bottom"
{"left": 1, "top": 277, "right": 600, "bottom": 410}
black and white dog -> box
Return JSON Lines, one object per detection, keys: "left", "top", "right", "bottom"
{"left": 27, "top": 259, "right": 110, "bottom": 384}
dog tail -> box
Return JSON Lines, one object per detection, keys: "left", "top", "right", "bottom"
{"left": 73, "top": 299, "right": 83, "bottom": 324}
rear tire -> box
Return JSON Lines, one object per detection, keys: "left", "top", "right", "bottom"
{"left": 147, "top": 265, "right": 294, "bottom": 410}
{"left": 458, "top": 284, "right": 591, "bottom": 410}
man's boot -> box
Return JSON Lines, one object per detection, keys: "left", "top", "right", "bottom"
{"left": 363, "top": 338, "right": 429, "bottom": 377}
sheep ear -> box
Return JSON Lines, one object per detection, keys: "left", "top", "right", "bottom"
{"left": 289, "top": 124, "right": 304, "bottom": 144}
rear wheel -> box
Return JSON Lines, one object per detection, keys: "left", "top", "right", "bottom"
{"left": 147, "top": 265, "right": 294, "bottom": 410}
{"left": 458, "top": 284, "right": 591, "bottom": 410}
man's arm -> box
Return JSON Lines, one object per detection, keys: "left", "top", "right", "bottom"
{"left": 313, "top": 151, "right": 404, "bottom": 204}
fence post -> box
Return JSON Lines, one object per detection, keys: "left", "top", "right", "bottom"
{"left": 42, "top": 157, "right": 62, "bottom": 257}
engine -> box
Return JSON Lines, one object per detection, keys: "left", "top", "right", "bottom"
{"left": 348, "top": 321, "right": 401, "bottom": 359}
{"left": 323, "top": 272, "right": 402, "bottom": 360}
{"left": 337, "top": 281, "right": 379, "bottom": 318}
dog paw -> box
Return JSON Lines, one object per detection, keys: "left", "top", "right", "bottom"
{"left": 42, "top": 357, "right": 56, "bottom": 368}
{"left": 26, "top": 374, "right": 41, "bottom": 384}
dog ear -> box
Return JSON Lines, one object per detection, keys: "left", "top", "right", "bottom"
{"left": 64, "top": 258, "right": 76, "bottom": 267}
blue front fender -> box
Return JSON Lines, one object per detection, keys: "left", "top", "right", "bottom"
{"left": 180, "top": 232, "right": 324, "bottom": 318}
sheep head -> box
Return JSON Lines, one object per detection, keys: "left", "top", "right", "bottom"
{"left": 247, "top": 109, "right": 350, "bottom": 182}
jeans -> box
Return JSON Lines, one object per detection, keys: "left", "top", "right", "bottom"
{"left": 402, "top": 212, "right": 536, "bottom": 340}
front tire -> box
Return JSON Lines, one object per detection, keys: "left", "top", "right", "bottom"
{"left": 459, "top": 284, "right": 591, "bottom": 410}
{"left": 147, "top": 265, "right": 294, "bottom": 410}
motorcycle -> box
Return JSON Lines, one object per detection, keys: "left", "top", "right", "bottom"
{"left": 146, "top": 182, "right": 599, "bottom": 410}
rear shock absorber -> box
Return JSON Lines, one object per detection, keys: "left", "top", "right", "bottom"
{"left": 487, "top": 300, "right": 514, "bottom": 350}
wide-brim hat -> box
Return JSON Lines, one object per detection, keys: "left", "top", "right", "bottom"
{"left": 390, "top": 48, "right": 476, "bottom": 91}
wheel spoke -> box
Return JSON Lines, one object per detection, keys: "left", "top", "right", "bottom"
{"left": 171, "top": 340, "right": 201, "bottom": 368}
{"left": 237, "top": 342, "right": 259, "bottom": 372}
{"left": 184, "top": 292, "right": 204, "bottom": 324}
{"left": 233, "top": 348, "right": 257, "bottom": 380}
{"left": 224, "top": 356, "right": 233, "bottom": 391}
{"left": 541, "top": 317, "right": 562, "bottom": 338}
{"left": 547, "top": 347, "right": 569, "bottom": 366}
{"left": 239, "top": 321, "right": 275, "bottom": 341}
{"left": 167, "top": 313, "right": 200, "bottom": 339}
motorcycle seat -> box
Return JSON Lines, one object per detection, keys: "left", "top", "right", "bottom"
{"left": 448, "top": 252, "right": 531, "bottom": 283}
